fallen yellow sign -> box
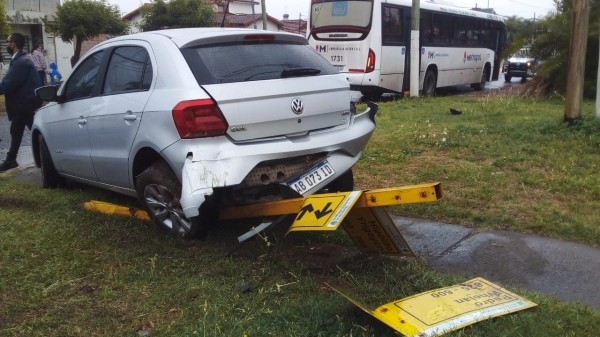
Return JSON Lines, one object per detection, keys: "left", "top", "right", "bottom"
{"left": 328, "top": 277, "right": 537, "bottom": 337}
{"left": 83, "top": 183, "right": 441, "bottom": 255}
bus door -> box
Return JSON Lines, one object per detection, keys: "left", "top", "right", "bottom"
{"left": 379, "top": 4, "right": 408, "bottom": 93}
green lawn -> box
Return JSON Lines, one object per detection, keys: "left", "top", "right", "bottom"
{"left": 1, "top": 94, "right": 600, "bottom": 336}
{"left": 355, "top": 95, "right": 600, "bottom": 246}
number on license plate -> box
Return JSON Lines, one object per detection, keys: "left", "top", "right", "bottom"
{"left": 288, "top": 161, "right": 335, "bottom": 194}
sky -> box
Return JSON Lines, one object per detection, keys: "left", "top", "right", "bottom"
{"left": 107, "top": 0, "right": 557, "bottom": 21}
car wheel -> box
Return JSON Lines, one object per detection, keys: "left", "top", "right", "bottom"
{"left": 321, "top": 169, "right": 354, "bottom": 193}
{"left": 136, "top": 161, "right": 211, "bottom": 239}
{"left": 422, "top": 70, "right": 437, "bottom": 97}
{"left": 521, "top": 77, "right": 527, "bottom": 82}
{"left": 505, "top": 74, "right": 512, "bottom": 82}
{"left": 38, "top": 134, "right": 64, "bottom": 188}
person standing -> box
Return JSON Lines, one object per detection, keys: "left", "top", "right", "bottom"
{"left": 30, "top": 39, "right": 47, "bottom": 85}
{"left": 0, "top": 33, "right": 43, "bottom": 172}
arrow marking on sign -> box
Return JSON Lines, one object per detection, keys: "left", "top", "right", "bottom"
{"left": 314, "top": 202, "right": 333, "bottom": 219}
{"left": 296, "top": 204, "right": 314, "bottom": 220}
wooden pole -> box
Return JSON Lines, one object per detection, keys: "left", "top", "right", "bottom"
{"left": 596, "top": 25, "right": 600, "bottom": 118}
{"left": 564, "top": 0, "right": 590, "bottom": 123}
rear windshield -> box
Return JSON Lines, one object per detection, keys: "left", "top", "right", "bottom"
{"left": 311, "top": 0, "right": 374, "bottom": 30}
{"left": 182, "top": 42, "right": 338, "bottom": 85}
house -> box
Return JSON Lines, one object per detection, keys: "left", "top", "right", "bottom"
{"left": 279, "top": 14, "right": 307, "bottom": 35}
{"left": 123, "top": 0, "right": 284, "bottom": 33}
{"left": 2, "top": 0, "right": 74, "bottom": 78}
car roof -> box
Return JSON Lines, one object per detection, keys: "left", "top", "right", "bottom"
{"left": 98, "top": 28, "right": 307, "bottom": 49}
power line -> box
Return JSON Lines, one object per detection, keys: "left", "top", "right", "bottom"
{"left": 506, "top": 0, "right": 554, "bottom": 10}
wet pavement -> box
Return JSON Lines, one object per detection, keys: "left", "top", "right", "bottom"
{"left": 0, "top": 115, "right": 33, "bottom": 171}
{"left": 396, "top": 218, "right": 600, "bottom": 310}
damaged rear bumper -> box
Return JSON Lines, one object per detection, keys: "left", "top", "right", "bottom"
{"left": 177, "top": 103, "right": 377, "bottom": 218}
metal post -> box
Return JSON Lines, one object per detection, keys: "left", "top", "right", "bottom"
{"left": 261, "top": 0, "right": 267, "bottom": 30}
{"left": 252, "top": 0, "right": 257, "bottom": 29}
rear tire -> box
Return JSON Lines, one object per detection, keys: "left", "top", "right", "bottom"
{"left": 136, "top": 161, "right": 212, "bottom": 239}
{"left": 422, "top": 70, "right": 437, "bottom": 97}
{"left": 38, "top": 134, "right": 64, "bottom": 188}
{"left": 472, "top": 68, "right": 487, "bottom": 91}
{"left": 504, "top": 74, "right": 512, "bottom": 82}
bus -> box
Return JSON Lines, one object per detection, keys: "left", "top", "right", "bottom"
{"left": 307, "top": 0, "right": 506, "bottom": 98}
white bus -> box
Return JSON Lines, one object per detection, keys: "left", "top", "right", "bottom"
{"left": 307, "top": 0, "right": 506, "bottom": 98}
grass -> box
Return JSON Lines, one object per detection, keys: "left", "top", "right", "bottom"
{"left": 354, "top": 95, "right": 600, "bottom": 246}
{"left": 1, "top": 94, "right": 600, "bottom": 336}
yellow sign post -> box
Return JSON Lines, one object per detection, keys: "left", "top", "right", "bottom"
{"left": 288, "top": 191, "right": 361, "bottom": 231}
{"left": 84, "top": 183, "right": 442, "bottom": 255}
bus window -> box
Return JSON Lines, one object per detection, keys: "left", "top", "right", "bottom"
{"left": 310, "top": 0, "right": 374, "bottom": 40}
{"left": 432, "top": 14, "right": 451, "bottom": 44}
{"left": 382, "top": 5, "right": 403, "bottom": 45}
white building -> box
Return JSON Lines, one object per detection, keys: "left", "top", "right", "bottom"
{"left": 2, "top": 0, "right": 74, "bottom": 79}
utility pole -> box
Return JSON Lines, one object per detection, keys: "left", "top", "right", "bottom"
{"left": 564, "top": 0, "right": 590, "bottom": 124}
{"left": 596, "top": 29, "right": 599, "bottom": 118}
{"left": 261, "top": 0, "right": 267, "bottom": 30}
{"left": 409, "top": 0, "right": 420, "bottom": 97}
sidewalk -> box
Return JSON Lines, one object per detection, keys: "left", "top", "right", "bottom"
{"left": 395, "top": 217, "right": 600, "bottom": 310}
{"left": 5, "top": 145, "right": 600, "bottom": 310}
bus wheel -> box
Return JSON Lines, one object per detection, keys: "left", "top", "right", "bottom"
{"left": 472, "top": 69, "right": 487, "bottom": 91}
{"left": 423, "top": 70, "right": 437, "bottom": 97}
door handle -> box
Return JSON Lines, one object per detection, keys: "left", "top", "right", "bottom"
{"left": 124, "top": 111, "right": 137, "bottom": 122}
{"left": 78, "top": 117, "right": 87, "bottom": 125}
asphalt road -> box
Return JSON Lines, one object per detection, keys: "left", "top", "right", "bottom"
{"left": 0, "top": 113, "right": 32, "bottom": 163}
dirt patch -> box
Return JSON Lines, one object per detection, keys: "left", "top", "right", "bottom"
{"left": 0, "top": 194, "right": 42, "bottom": 209}
{"left": 282, "top": 244, "right": 360, "bottom": 270}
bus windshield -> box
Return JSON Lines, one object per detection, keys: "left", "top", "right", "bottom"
{"left": 311, "top": 0, "right": 374, "bottom": 30}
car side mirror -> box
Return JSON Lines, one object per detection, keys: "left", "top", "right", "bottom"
{"left": 36, "top": 85, "right": 59, "bottom": 102}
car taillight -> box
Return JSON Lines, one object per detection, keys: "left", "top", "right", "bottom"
{"left": 365, "top": 48, "right": 375, "bottom": 73}
{"left": 172, "top": 99, "right": 228, "bottom": 139}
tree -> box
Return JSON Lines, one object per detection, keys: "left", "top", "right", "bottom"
{"left": 528, "top": 0, "right": 599, "bottom": 99}
{"left": 139, "top": 0, "right": 215, "bottom": 32}
{"left": 43, "top": 0, "right": 128, "bottom": 65}
{"left": 503, "top": 16, "right": 537, "bottom": 58}
{"left": 564, "top": 0, "right": 590, "bottom": 123}
{"left": 0, "top": 1, "right": 11, "bottom": 38}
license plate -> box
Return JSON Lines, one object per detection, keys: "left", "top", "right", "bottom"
{"left": 287, "top": 160, "right": 335, "bottom": 195}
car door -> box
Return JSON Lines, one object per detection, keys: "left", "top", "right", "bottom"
{"left": 43, "top": 51, "right": 105, "bottom": 181}
{"left": 87, "top": 44, "right": 153, "bottom": 188}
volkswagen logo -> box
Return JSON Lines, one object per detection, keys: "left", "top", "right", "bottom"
{"left": 291, "top": 98, "right": 304, "bottom": 115}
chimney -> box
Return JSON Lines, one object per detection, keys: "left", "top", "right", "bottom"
{"left": 283, "top": 14, "right": 289, "bottom": 20}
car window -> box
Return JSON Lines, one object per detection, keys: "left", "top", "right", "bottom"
{"left": 182, "top": 42, "right": 338, "bottom": 85}
{"left": 141, "top": 56, "right": 153, "bottom": 90}
{"left": 103, "top": 46, "right": 151, "bottom": 95}
{"left": 64, "top": 51, "right": 105, "bottom": 101}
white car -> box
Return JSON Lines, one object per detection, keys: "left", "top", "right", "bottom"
{"left": 32, "top": 28, "right": 377, "bottom": 239}
{"left": 504, "top": 46, "right": 537, "bottom": 82}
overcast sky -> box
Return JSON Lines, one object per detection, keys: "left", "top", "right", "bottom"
{"left": 107, "top": 0, "right": 557, "bottom": 21}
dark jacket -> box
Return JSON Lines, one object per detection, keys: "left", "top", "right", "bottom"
{"left": 0, "top": 51, "right": 43, "bottom": 124}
